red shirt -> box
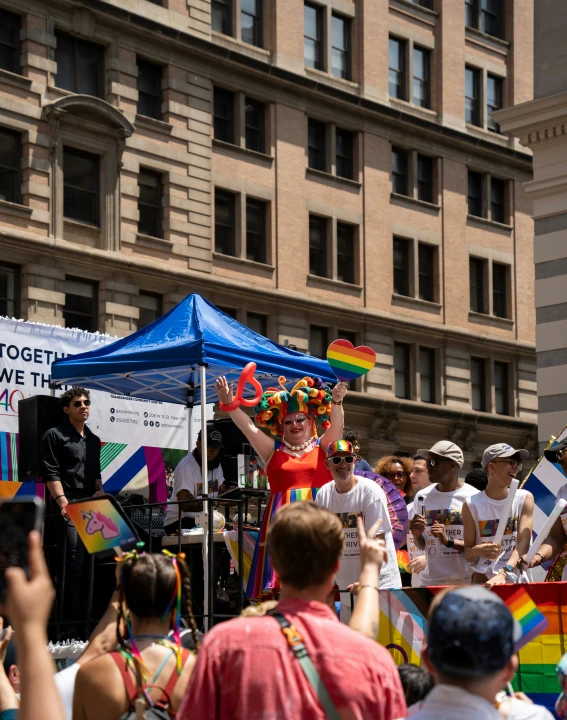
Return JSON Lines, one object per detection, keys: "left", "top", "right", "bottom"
{"left": 178, "top": 598, "right": 406, "bottom": 720}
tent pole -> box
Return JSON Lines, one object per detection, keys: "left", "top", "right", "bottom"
{"left": 199, "top": 365, "right": 210, "bottom": 631}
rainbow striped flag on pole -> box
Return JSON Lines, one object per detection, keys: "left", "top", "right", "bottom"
{"left": 506, "top": 586, "right": 549, "bottom": 650}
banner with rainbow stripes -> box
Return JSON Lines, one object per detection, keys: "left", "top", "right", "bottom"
{"left": 378, "top": 582, "right": 566, "bottom": 713}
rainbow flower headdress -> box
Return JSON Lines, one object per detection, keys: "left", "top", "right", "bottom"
{"left": 254, "top": 376, "right": 332, "bottom": 436}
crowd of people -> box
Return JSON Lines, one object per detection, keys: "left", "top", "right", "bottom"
{"left": 8, "top": 378, "right": 563, "bottom": 719}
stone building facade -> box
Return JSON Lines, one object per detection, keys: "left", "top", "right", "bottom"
{"left": 495, "top": 0, "right": 567, "bottom": 453}
{"left": 0, "top": 0, "right": 537, "bottom": 469}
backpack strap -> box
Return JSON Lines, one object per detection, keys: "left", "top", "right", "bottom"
{"left": 109, "top": 651, "right": 138, "bottom": 703}
{"left": 155, "top": 648, "right": 192, "bottom": 710}
{"left": 267, "top": 611, "right": 341, "bottom": 720}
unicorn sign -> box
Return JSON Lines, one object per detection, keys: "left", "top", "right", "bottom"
{"left": 65, "top": 495, "right": 138, "bottom": 555}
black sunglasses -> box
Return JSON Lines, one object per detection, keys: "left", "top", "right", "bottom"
{"left": 329, "top": 455, "right": 355, "bottom": 466}
{"left": 426, "top": 457, "right": 452, "bottom": 468}
{"left": 72, "top": 399, "right": 91, "bottom": 408}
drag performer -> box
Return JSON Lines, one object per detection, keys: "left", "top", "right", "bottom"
{"left": 215, "top": 374, "right": 347, "bottom": 597}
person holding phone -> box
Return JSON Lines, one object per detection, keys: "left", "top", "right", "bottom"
{"left": 41, "top": 387, "right": 103, "bottom": 634}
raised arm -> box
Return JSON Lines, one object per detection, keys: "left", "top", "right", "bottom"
{"left": 215, "top": 376, "right": 275, "bottom": 465}
{"left": 319, "top": 382, "right": 347, "bottom": 451}
{"left": 348, "top": 517, "right": 385, "bottom": 641}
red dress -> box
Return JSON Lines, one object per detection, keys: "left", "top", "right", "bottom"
{"left": 246, "top": 442, "right": 332, "bottom": 598}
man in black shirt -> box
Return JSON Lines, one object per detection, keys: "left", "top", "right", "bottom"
{"left": 41, "top": 387, "right": 103, "bottom": 631}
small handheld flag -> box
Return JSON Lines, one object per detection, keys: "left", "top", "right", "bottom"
{"left": 505, "top": 586, "right": 549, "bottom": 651}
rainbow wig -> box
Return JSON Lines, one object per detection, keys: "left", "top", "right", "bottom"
{"left": 254, "top": 376, "right": 333, "bottom": 437}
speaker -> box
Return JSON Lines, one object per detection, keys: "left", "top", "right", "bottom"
{"left": 215, "top": 419, "right": 252, "bottom": 486}
{"left": 18, "top": 395, "right": 65, "bottom": 480}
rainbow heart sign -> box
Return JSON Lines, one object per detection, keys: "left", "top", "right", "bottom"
{"left": 327, "top": 340, "right": 377, "bottom": 382}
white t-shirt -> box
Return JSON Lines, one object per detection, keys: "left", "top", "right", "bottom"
{"left": 315, "top": 475, "right": 401, "bottom": 619}
{"left": 417, "top": 482, "right": 479, "bottom": 587}
{"left": 54, "top": 663, "right": 81, "bottom": 720}
{"left": 163, "top": 452, "right": 225, "bottom": 526}
{"left": 466, "top": 488, "right": 532, "bottom": 581}
{"left": 407, "top": 484, "right": 435, "bottom": 588}
{"left": 553, "top": 483, "right": 567, "bottom": 580}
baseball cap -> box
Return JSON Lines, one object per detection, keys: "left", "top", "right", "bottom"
{"left": 197, "top": 425, "right": 223, "bottom": 448}
{"left": 416, "top": 441, "right": 464, "bottom": 468}
{"left": 326, "top": 440, "right": 354, "bottom": 458}
{"left": 427, "top": 586, "right": 521, "bottom": 678}
{"left": 482, "top": 443, "right": 529, "bottom": 470}
{"left": 544, "top": 438, "right": 567, "bottom": 463}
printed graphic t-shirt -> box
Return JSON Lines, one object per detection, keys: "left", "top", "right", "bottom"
{"left": 418, "top": 483, "right": 479, "bottom": 587}
{"left": 315, "top": 475, "right": 402, "bottom": 619}
{"left": 466, "top": 488, "right": 532, "bottom": 581}
{"left": 164, "top": 452, "right": 224, "bottom": 525}
{"left": 407, "top": 484, "right": 435, "bottom": 588}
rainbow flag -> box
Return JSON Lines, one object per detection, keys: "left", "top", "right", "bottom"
{"left": 378, "top": 583, "right": 565, "bottom": 714}
{"left": 506, "top": 586, "right": 549, "bottom": 650}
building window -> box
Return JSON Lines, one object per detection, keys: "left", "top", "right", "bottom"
{"left": 469, "top": 257, "right": 486, "bottom": 314}
{"left": 55, "top": 31, "right": 104, "bottom": 98}
{"left": 218, "top": 306, "right": 237, "bottom": 319}
{"left": 393, "top": 237, "right": 411, "bottom": 297}
{"left": 247, "top": 312, "right": 267, "bottom": 336}
{"left": 241, "top": 0, "right": 262, "bottom": 47}
{"left": 244, "top": 98, "right": 265, "bottom": 153}
{"left": 309, "top": 215, "right": 328, "bottom": 277}
{"left": 391, "top": 147, "right": 408, "bottom": 196}
{"left": 467, "top": 170, "right": 483, "bottom": 217}
{"left": 138, "top": 291, "right": 162, "bottom": 329}
{"left": 308, "top": 119, "right": 326, "bottom": 172}
{"left": 331, "top": 13, "right": 350, "bottom": 80}
{"left": 466, "top": 0, "right": 504, "bottom": 39}
{"left": 487, "top": 74, "right": 503, "bottom": 132}
{"left": 389, "top": 37, "right": 406, "bottom": 100}
{"left": 481, "top": 0, "right": 504, "bottom": 38}
{"left": 494, "top": 361, "right": 509, "bottom": 415}
{"left": 304, "top": 3, "right": 324, "bottom": 71}
{"left": 0, "top": 263, "right": 18, "bottom": 318}
{"left": 212, "top": 0, "right": 232, "bottom": 35}
{"left": 0, "top": 9, "right": 20, "bottom": 74}
{"left": 0, "top": 129, "right": 21, "bottom": 204}
{"left": 465, "top": 66, "right": 481, "bottom": 126}
{"left": 137, "top": 58, "right": 162, "bottom": 120}
{"left": 490, "top": 177, "right": 505, "bottom": 224}
{"left": 213, "top": 87, "right": 235, "bottom": 144}
{"left": 471, "top": 357, "right": 487, "bottom": 411}
{"left": 215, "top": 189, "right": 236, "bottom": 256}
{"left": 419, "top": 347, "right": 435, "bottom": 403}
{"left": 246, "top": 198, "right": 267, "bottom": 264}
{"left": 394, "top": 342, "right": 410, "bottom": 399}
{"left": 63, "top": 147, "right": 99, "bottom": 226}
{"left": 335, "top": 128, "right": 354, "bottom": 180}
{"left": 337, "top": 222, "right": 355, "bottom": 284}
{"left": 417, "top": 155, "right": 434, "bottom": 203}
{"left": 492, "top": 262, "right": 508, "bottom": 318}
{"left": 138, "top": 169, "right": 163, "bottom": 239}
{"left": 409, "top": 0, "right": 433, "bottom": 6}
{"left": 63, "top": 277, "right": 98, "bottom": 333}
{"left": 309, "top": 325, "right": 328, "bottom": 358}
{"left": 418, "top": 244, "right": 435, "bottom": 302}
{"left": 413, "top": 46, "right": 430, "bottom": 108}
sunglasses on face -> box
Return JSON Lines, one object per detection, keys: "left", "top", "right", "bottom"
{"left": 72, "top": 399, "right": 91, "bottom": 408}
{"left": 283, "top": 417, "right": 308, "bottom": 426}
{"left": 329, "top": 455, "right": 355, "bottom": 466}
{"left": 492, "top": 459, "right": 522, "bottom": 471}
{"left": 386, "top": 471, "right": 405, "bottom": 479}
{"left": 426, "top": 457, "right": 451, "bottom": 468}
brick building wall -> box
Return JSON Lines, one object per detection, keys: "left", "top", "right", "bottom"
{"left": 0, "top": 0, "right": 537, "bottom": 470}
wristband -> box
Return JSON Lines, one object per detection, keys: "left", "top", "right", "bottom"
{"left": 535, "top": 552, "right": 544, "bottom": 564}
{"left": 332, "top": 400, "right": 343, "bottom": 406}
{"left": 358, "top": 584, "right": 379, "bottom": 592}
{"left": 54, "top": 495, "right": 66, "bottom": 500}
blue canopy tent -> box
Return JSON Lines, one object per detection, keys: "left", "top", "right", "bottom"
{"left": 50, "top": 293, "right": 335, "bottom": 404}
{"left": 50, "top": 293, "right": 336, "bottom": 627}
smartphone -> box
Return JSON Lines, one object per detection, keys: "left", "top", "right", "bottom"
{"left": 0, "top": 497, "right": 43, "bottom": 604}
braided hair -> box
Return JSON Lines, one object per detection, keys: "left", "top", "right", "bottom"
{"left": 116, "top": 552, "right": 200, "bottom": 670}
